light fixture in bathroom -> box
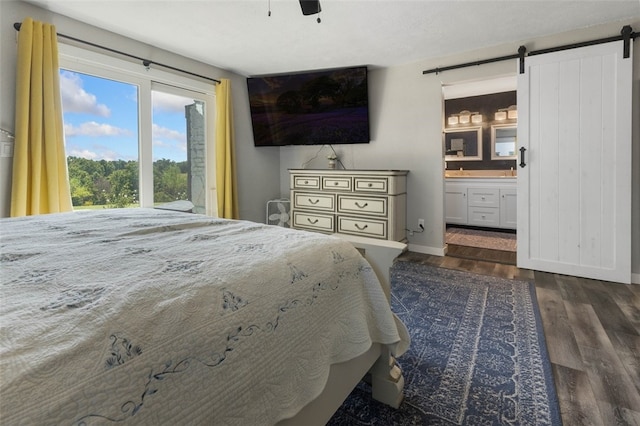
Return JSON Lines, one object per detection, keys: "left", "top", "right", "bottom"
{"left": 448, "top": 115, "right": 459, "bottom": 125}
{"left": 458, "top": 110, "right": 471, "bottom": 124}
{"left": 507, "top": 105, "right": 518, "bottom": 119}
{"left": 495, "top": 109, "right": 507, "bottom": 120}
{"left": 471, "top": 112, "right": 483, "bottom": 124}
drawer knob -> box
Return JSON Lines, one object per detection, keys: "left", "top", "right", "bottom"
{"left": 481, "top": 196, "right": 486, "bottom": 200}
{"left": 307, "top": 218, "right": 319, "bottom": 224}
{"left": 308, "top": 198, "right": 319, "bottom": 205}
{"left": 355, "top": 224, "right": 369, "bottom": 230}
{"left": 334, "top": 182, "right": 339, "bottom": 186}
{"left": 355, "top": 202, "right": 369, "bottom": 209}
{"left": 368, "top": 183, "right": 373, "bottom": 187}
{"left": 304, "top": 180, "right": 309, "bottom": 184}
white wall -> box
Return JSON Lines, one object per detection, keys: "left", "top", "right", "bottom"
{"left": 0, "top": 0, "right": 280, "bottom": 222}
{"left": 279, "top": 20, "right": 640, "bottom": 280}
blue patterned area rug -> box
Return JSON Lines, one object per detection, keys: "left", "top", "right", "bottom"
{"left": 328, "top": 261, "right": 561, "bottom": 425}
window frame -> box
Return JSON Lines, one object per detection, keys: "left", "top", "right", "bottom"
{"left": 58, "top": 43, "right": 217, "bottom": 215}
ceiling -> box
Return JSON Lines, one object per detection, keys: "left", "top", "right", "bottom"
{"left": 25, "top": 0, "right": 640, "bottom": 77}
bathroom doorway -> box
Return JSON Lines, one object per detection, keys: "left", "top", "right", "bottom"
{"left": 442, "top": 76, "right": 518, "bottom": 264}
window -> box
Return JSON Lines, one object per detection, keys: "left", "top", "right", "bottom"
{"left": 58, "top": 44, "right": 216, "bottom": 215}
{"left": 151, "top": 87, "right": 208, "bottom": 214}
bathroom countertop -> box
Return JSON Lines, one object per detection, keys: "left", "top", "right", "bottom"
{"left": 445, "top": 169, "right": 517, "bottom": 179}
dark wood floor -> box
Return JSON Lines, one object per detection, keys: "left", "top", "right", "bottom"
{"left": 398, "top": 249, "right": 640, "bottom": 426}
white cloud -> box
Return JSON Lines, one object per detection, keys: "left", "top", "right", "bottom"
{"left": 152, "top": 123, "right": 185, "bottom": 142}
{"left": 152, "top": 91, "right": 194, "bottom": 113}
{"left": 65, "top": 122, "right": 131, "bottom": 137}
{"left": 65, "top": 145, "right": 125, "bottom": 161}
{"left": 60, "top": 71, "right": 111, "bottom": 117}
{"left": 152, "top": 124, "right": 187, "bottom": 155}
{"left": 66, "top": 148, "right": 98, "bottom": 160}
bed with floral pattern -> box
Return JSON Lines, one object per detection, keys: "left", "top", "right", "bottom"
{"left": 0, "top": 208, "right": 408, "bottom": 425}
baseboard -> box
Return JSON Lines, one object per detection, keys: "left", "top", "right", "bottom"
{"left": 407, "top": 243, "right": 445, "bottom": 256}
{"left": 632, "top": 272, "right": 640, "bottom": 285}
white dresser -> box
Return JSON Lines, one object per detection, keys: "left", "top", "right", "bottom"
{"left": 289, "top": 169, "right": 408, "bottom": 241}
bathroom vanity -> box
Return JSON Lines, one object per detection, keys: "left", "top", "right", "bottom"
{"left": 445, "top": 170, "right": 516, "bottom": 230}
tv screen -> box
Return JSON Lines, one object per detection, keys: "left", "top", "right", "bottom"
{"left": 247, "top": 67, "right": 370, "bottom": 146}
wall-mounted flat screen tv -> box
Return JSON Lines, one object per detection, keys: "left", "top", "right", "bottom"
{"left": 247, "top": 66, "right": 370, "bottom": 146}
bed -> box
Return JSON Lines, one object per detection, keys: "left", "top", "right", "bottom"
{"left": 0, "top": 208, "right": 409, "bottom": 425}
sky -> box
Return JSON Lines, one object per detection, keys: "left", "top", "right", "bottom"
{"left": 60, "top": 69, "right": 194, "bottom": 163}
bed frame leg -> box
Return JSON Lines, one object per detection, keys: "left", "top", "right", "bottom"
{"left": 369, "top": 347, "right": 405, "bottom": 408}
{"left": 333, "top": 235, "right": 407, "bottom": 409}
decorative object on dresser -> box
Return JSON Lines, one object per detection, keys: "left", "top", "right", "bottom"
{"left": 327, "top": 152, "right": 338, "bottom": 169}
{"left": 289, "top": 169, "right": 408, "bottom": 241}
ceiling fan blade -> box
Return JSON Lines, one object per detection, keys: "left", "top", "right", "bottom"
{"left": 299, "top": 0, "right": 321, "bottom": 16}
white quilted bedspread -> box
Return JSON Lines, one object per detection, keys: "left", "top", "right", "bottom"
{"left": 0, "top": 209, "right": 408, "bottom": 425}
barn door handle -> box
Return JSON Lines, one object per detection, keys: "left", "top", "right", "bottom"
{"left": 519, "top": 147, "right": 527, "bottom": 168}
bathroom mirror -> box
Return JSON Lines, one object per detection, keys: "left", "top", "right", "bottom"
{"left": 444, "top": 127, "right": 482, "bottom": 161}
{"left": 491, "top": 124, "right": 517, "bottom": 160}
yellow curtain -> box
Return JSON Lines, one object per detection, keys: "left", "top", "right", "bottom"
{"left": 215, "top": 79, "right": 239, "bottom": 219}
{"left": 11, "top": 17, "right": 72, "bottom": 217}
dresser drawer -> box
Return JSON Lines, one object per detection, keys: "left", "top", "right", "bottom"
{"left": 354, "top": 177, "right": 388, "bottom": 193}
{"left": 322, "top": 176, "right": 352, "bottom": 191}
{"left": 292, "top": 211, "right": 334, "bottom": 232}
{"left": 292, "top": 175, "right": 320, "bottom": 189}
{"left": 337, "top": 195, "right": 387, "bottom": 216}
{"left": 337, "top": 216, "right": 387, "bottom": 239}
{"left": 468, "top": 207, "right": 500, "bottom": 227}
{"left": 293, "top": 192, "right": 335, "bottom": 211}
{"left": 468, "top": 188, "right": 499, "bottom": 208}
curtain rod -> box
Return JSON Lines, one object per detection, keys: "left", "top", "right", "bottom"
{"left": 13, "top": 22, "right": 220, "bottom": 84}
{"left": 423, "top": 25, "right": 636, "bottom": 75}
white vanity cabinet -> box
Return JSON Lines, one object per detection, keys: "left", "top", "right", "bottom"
{"left": 290, "top": 169, "right": 408, "bottom": 241}
{"left": 444, "top": 183, "right": 468, "bottom": 224}
{"left": 499, "top": 188, "right": 517, "bottom": 228}
{"left": 445, "top": 178, "right": 516, "bottom": 230}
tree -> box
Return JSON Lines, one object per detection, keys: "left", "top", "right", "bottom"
{"left": 107, "top": 169, "right": 137, "bottom": 208}
{"left": 154, "top": 160, "right": 187, "bottom": 202}
{"left": 69, "top": 174, "right": 93, "bottom": 206}
{"left": 67, "top": 157, "right": 189, "bottom": 208}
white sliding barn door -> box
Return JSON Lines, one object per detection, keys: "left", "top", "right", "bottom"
{"left": 517, "top": 41, "right": 632, "bottom": 284}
